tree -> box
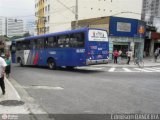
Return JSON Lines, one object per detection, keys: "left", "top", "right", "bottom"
{"left": 0, "top": 35, "right": 10, "bottom": 41}
{"left": 10, "top": 36, "right": 22, "bottom": 40}
{"left": 23, "top": 32, "right": 31, "bottom": 37}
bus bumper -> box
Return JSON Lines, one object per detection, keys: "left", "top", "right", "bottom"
{"left": 86, "top": 59, "right": 109, "bottom": 65}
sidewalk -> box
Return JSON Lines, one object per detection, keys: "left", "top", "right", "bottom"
{"left": 92, "top": 57, "right": 160, "bottom": 68}
{"left": 0, "top": 78, "right": 29, "bottom": 114}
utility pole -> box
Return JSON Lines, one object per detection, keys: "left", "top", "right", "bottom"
{"left": 75, "top": 0, "right": 78, "bottom": 29}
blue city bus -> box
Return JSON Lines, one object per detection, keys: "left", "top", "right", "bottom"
{"left": 11, "top": 28, "right": 109, "bottom": 69}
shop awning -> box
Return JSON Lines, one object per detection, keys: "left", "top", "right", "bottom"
{"left": 151, "top": 32, "right": 160, "bottom": 40}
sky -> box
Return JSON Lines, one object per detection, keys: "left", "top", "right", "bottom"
{"left": 0, "top": 0, "right": 35, "bottom": 20}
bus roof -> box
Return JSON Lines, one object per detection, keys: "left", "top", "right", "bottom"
{"left": 14, "top": 27, "right": 107, "bottom": 41}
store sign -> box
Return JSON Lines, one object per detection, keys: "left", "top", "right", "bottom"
{"left": 117, "top": 22, "right": 131, "bottom": 32}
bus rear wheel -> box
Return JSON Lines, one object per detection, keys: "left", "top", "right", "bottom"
{"left": 48, "top": 59, "right": 56, "bottom": 70}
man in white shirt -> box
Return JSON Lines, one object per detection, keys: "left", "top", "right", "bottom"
{"left": 0, "top": 56, "right": 7, "bottom": 95}
{"left": 126, "top": 49, "right": 132, "bottom": 65}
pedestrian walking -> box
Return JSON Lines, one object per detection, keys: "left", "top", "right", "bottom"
{"left": 126, "top": 49, "right": 132, "bottom": 65}
{"left": 154, "top": 47, "right": 160, "bottom": 62}
{"left": 0, "top": 56, "right": 7, "bottom": 95}
{"left": 5, "top": 53, "right": 11, "bottom": 78}
{"left": 113, "top": 50, "right": 119, "bottom": 64}
{"left": 118, "top": 50, "right": 122, "bottom": 64}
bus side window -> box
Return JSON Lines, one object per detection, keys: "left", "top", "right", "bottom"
{"left": 23, "top": 40, "right": 30, "bottom": 50}
{"left": 57, "top": 35, "right": 70, "bottom": 48}
{"left": 37, "top": 38, "right": 44, "bottom": 49}
{"left": 47, "top": 36, "right": 54, "bottom": 48}
{"left": 76, "top": 33, "right": 85, "bottom": 47}
{"left": 34, "top": 39, "right": 38, "bottom": 49}
{"left": 70, "top": 33, "right": 84, "bottom": 48}
{"left": 30, "top": 40, "right": 36, "bottom": 49}
{"left": 57, "top": 36, "right": 64, "bottom": 48}
{"left": 65, "top": 37, "right": 70, "bottom": 48}
{"left": 53, "top": 37, "right": 58, "bottom": 48}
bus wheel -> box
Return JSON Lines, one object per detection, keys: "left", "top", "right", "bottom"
{"left": 48, "top": 59, "right": 56, "bottom": 70}
{"left": 19, "top": 59, "right": 23, "bottom": 67}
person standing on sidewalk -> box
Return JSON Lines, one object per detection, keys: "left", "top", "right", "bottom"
{"left": 118, "top": 49, "right": 122, "bottom": 64}
{"left": 5, "top": 53, "right": 11, "bottom": 78}
{"left": 113, "top": 50, "right": 119, "bottom": 64}
{"left": 0, "top": 56, "right": 7, "bottom": 95}
{"left": 154, "top": 47, "right": 160, "bottom": 62}
{"left": 126, "top": 49, "right": 132, "bottom": 65}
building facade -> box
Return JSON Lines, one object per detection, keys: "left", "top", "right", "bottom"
{"left": 35, "top": 0, "right": 143, "bottom": 35}
{"left": 142, "top": 0, "right": 160, "bottom": 25}
{"left": 142, "top": 0, "right": 160, "bottom": 56}
{"left": 0, "top": 17, "right": 24, "bottom": 37}
{"left": 0, "top": 18, "right": 6, "bottom": 36}
{"left": 24, "top": 20, "right": 36, "bottom": 36}
{"left": 6, "top": 18, "right": 24, "bottom": 37}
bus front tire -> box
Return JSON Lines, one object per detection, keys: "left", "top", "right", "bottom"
{"left": 48, "top": 59, "right": 56, "bottom": 70}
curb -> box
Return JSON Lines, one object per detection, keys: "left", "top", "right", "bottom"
{"left": 5, "top": 78, "right": 21, "bottom": 100}
{"left": 0, "top": 77, "right": 21, "bottom": 101}
{"left": 0, "top": 78, "right": 29, "bottom": 114}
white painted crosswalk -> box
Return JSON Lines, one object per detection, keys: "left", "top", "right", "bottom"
{"left": 107, "top": 67, "right": 160, "bottom": 72}
{"left": 77, "top": 66, "right": 160, "bottom": 73}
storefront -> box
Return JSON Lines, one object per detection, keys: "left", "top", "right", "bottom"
{"left": 149, "top": 32, "right": 160, "bottom": 56}
{"left": 108, "top": 17, "right": 145, "bottom": 60}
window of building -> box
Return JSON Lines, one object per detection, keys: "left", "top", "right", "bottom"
{"left": 48, "top": 16, "right": 50, "bottom": 22}
{"left": 45, "top": 6, "right": 47, "bottom": 12}
{"left": 48, "top": 4, "right": 50, "bottom": 11}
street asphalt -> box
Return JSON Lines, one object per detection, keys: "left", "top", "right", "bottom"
{"left": 10, "top": 64, "right": 160, "bottom": 115}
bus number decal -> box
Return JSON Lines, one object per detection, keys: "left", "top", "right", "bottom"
{"left": 76, "top": 49, "right": 85, "bottom": 53}
{"left": 49, "top": 51, "right": 56, "bottom": 55}
{"left": 98, "top": 48, "right": 102, "bottom": 50}
{"left": 90, "top": 46, "right": 97, "bottom": 49}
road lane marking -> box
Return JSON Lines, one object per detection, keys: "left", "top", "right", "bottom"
{"left": 122, "top": 68, "right": 132, "bottom": 72}
{"left": 19, "top": 85, "right": 64, "bottom": 90}
{"left": 108, "top": 68, "right": 115, "bottom": 72}
{"left": 77, "top": 67, "right": 104, "bottom": 70}
{"left": 134, "top": 68, "right": 153, "bottom": 72}
{"left": 144, "top": 68, "right": 160, "bottom": 72}
{"left": 152, "top": 67, "right": 160, "bottom": 70}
